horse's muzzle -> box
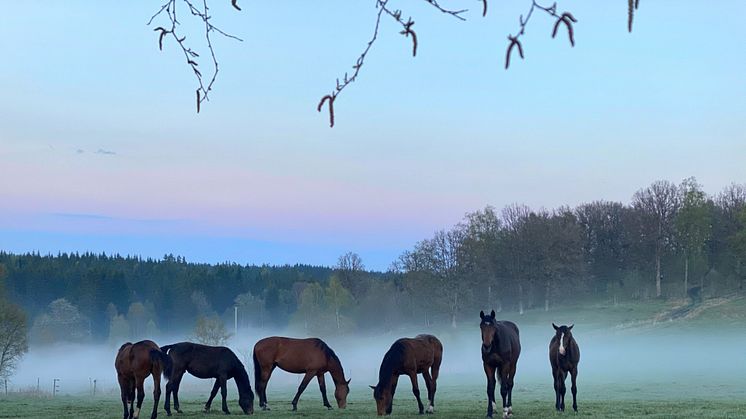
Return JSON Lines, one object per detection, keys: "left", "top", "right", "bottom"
{"left": 482, "top": 344, "right": 491, "bottom": 354}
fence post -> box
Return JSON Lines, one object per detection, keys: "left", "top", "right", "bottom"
{"left": 53, "top": 378, "right": 60, "bottom": 397}
{"left": 93, "top": 379, "right": 97, "bottom": 397}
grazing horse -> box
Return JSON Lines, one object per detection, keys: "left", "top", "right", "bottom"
{"left": 370, "top": 334, "right": 443, "bottom": 416}
{"left": 549, "top": 323, "right": 580, "bottom": 412}
{"left": 480, "top": 310, "right": 520, "bottom": 419}
{"left": 253, "top": 337, "right": 351, "bottom": 411}
{"left": 115, "top": 340, "right": 171, "bottom": 419}
{"left": 160, "top": 342, "right": 254, "bottom": 416}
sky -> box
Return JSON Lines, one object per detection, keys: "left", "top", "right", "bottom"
{"left": 1, "top": 1, "right": 744, "bottom": 270}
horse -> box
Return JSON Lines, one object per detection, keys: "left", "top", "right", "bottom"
{"left": 480, "top": 310, "right": 521, "bottom": 419}
{"left": 115, "top": 340, "right": 171, "bottom": 419}
{"left": 549, "top": 323, "right": 580, "bottom": 412}
{"left": 160, "top": 342, "right": 254, "bottom": 416}
{"left": 253, "top": 336, "right": 351, "bottom": 411}
{"left": 369, "top": 334, "right": 443, "bottom": 416}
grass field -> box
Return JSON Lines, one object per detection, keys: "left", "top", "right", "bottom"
{"left": 4, "top": 297, "right": 746, "bottom": 418}
{"left": 2, "top": 390, "right": 745, "bottom": 419}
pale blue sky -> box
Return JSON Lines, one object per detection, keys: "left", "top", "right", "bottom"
{"left": 1, "top": 1, "right": 744, "bottom": 270}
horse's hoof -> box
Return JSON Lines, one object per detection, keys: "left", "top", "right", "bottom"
{"left": 326, "top": 406, "right": 333, "bottom": 410}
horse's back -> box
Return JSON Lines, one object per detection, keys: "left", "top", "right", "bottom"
{"left": 254, "top": 336, "right": 328, "bottom": 372}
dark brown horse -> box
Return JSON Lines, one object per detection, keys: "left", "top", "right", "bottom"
{"left": 160, "top": 342, "right": 254, "bottom": 416}
{"left": 480, "top": 310, "right": 520, "bottom": 419}
{"left": 549, "top": 323, "right": 580, "bottom": 412}
{"left": 115, "top": 340, "right": 171, "bottom": 419}
{"left": 369, "top": 334, "right": 442, "bottom": 416}
{"left": 253, "top": 337, "right": 350, "bottom": 411}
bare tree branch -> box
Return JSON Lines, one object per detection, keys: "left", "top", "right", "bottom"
{"left": 317, "top": 0, "right": 472, "bottom": 127}
{"left": 504, "top": 1, "right": 576, "bottom": 70}
{"left": 148, "top": 0, "right": 243, "bottom": 113}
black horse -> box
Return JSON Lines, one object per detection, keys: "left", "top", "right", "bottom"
{"left": 160, "top": 342, "right": 254, "bottom": 415}
{"left": 549, "top": 323, "right": 580, "bottom": 412}
{"left": 480, "top": 310, "right": 520, "bottom": 419}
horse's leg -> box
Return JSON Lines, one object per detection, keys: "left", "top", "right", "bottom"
{"left": 291, "top": 371, "right": 315, "bottom": 411}
{"left": 506, "top": 362, "right": 517, "bottom": 417}
{"left": 499, "top": 364, "right": 511, "bottom": 419}
{"left": 168, "top": 371, "right": 186, "bottom": 414}
{"left": 422, "top": 370, "right": 435, "bottom": 414}
{"left": 164, "top": 378, "right": 172, "bottom": 417}
{"left": 559, "top": 370, "right": 567, "bottom": 412}
{"left": 483, "top": 364, "right": 496, "bottom": 418}
{"left": 317, "top": 373, "right": 332, "bottom": 409}
{"left": 219, "top": 377, "right": 230, "bottom": 414}
{"left": 570, "top": 366, "right": 578, "bottom": 412}
{"left": 129, "top": 384, "right": 136, "bottom": 419}
{"left": 258, "top": 364, "right": 276, "bottom": 410}
{"left": 408, "top": 372, "right": 424, "bottom": 414}
{"left": 204, "top": 379, "right": 220, "bottom": 412}
{"left": 553, "top": 369, "right": 561, "bottom": 411}
{"left": 164, "top": 369, "right": 182, "bottom": 415}
{"left": 134, "top": 377, "right": 146, "bottom": 419}
{"left": 150, "top": 372, "right": 161, "bottom": 419}
{"left": 118, "top": 376, "right": 130, "bottom": 419}
{"left": 387, "top": 375, "right": 399, "bottom": 415}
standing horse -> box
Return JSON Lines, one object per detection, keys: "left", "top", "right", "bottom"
{"left": 253, "top": 337, "right": 350, "bottom": 411}
{"left": 115, "top": 340, "right": 171, "bottom": 419}
{"left": 369, "top": 334, "right": 442, "bottom": 416}
{"left": 480, "top": 310, "right": 520, "bottom": 419}
{"left": 160, "top": 342, "right": 254, "bottom": 416}
{"left": 549, "top": 323, "right": 580, "bottom": 412}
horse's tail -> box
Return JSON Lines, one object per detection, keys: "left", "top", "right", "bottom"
{"left": 252, "top": 349, "right": 261, "bottom": 389}
{"left": 150, "top": 348, "right": 173, "bottom": 381}
{"left": 430, "top": 337, "right": 443, "bottom": 381}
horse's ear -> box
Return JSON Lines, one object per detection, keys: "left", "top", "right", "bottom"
{"left": 480, "top": 310, "right": 485, "bottom": 319}
{"left": 490, "top": 309, "right": 496, "bottom": 318}
{"left": 346, "top": 379, "right": 351, "bottom": 385}
{"left": 568, "top": 324, "right": 574, "bottom": 331}
{"left": 552, "top": 323, "right": 559, "bottom": 331}
{"left": 369, "top": 385, "right": 376, "bottom": 390}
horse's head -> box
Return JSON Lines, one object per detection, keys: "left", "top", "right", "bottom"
{"left": 370, "top": 383, "right": 391, "bottom": 416}
{"left": 334, "top": 379, "right": 351, "bottom": 409}
{"left": 480, "top": 310, "right": 498, "bottom": 354}
{"left": 239, "top": 393, "right": 254, "bottom": 415}
{"left": 552, "top": 323, "right": 574, "bottom": 356}
{"left": 235, "top": 368, "right": 255, "bottom": 414}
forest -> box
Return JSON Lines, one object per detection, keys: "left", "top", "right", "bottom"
{"left": 1, "top": 178, "right": 745, "bottom": 347}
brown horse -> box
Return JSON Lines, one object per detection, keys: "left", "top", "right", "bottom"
{"left": 369, "top": 334, "right": 442, "bottom": 416}
{"left": 115, "top": 340, "right": 172, "bottom": 419}
{"left": 160, "top": 342, "right": 254, "bottom": 416}
{"left": 480, "top": 310, "right": 520, "bottom": 419}
{"left": 253, "top": 337, "right": 350, "bottom": 411}
{"left": 549, "top": 323, "right": 580, "bottom": 412}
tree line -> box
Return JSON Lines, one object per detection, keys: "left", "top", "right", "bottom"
{"left": 1, "top": 178, "right": 745, "bottom": 359}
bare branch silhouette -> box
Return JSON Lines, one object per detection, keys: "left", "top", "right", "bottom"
{"left": 628, "top": 0, "right": 641, "bottom": 32}
{"left": 317, "top": 0, "right": 471, "bottom": 127}
{"left": 144, "top": 1, "right": 647, "bottom": 126}
{"left": 504, "top": 1, "right": 576, "bottom": 70}
{"left": 148, "top": 0, "right": 243, "bottom": 113}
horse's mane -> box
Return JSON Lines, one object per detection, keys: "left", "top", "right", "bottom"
{"left": 313, "top": 339, "right": 341, "bottom": 364}
{"left": 376, "top": 340, "right": 406, "bottom": 396}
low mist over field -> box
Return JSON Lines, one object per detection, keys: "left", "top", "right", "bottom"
{"left": 11, "top": 299, "right": 746, "bottom": 406}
